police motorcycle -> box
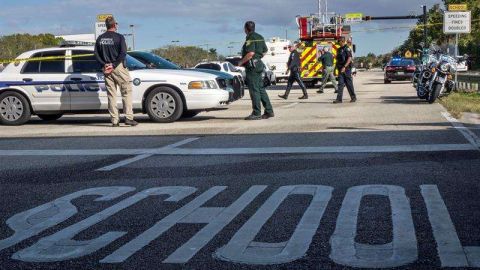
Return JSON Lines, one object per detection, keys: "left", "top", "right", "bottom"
{"left": 425, "top": 52, "right": 457, "bottom": 104}
{"left": 414, "top": 50, "right": 438, "bottom": 100}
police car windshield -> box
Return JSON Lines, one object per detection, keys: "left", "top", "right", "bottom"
{"left": 389, "top": 59, "right": 415, "bottom": 66}
{"left": 126, "top": 55, "right": 147, "bottom": 70}
{"left": 129, "top": 52, "right": 181, "bottom": 70}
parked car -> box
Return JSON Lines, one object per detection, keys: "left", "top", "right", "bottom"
{"left": 129, "top": 51, "right": 244, "bottom": 103}
{"left": 225, "top": 56, "right": 246, "bottom": 79}
{"left": 0, "top": 47, "right": 232, "bottom": 125}
{"left": 195, "top": 61, "right": 245, "bottom": 85}
{"left": 262, "top": 62, "right": 277, "bottom": 87}
{"left": 384, "top": 58, "right": 416, "bottom": 84}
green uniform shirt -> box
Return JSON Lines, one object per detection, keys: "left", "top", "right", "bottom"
{"left": 319, "top": 52, "right": 334, "bottom": 67}
{"left": 241, "top": 32, "right": 267, "bottom": 60}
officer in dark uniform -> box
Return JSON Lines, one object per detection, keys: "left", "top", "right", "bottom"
{"left": 334, "top": 37, "right": 357, "bottom": 103}
{"left": 279, "top": 42, "right": 308, "bottom": 100}
{"left": 238, "top": 21, "right": 274, "bottom": 120}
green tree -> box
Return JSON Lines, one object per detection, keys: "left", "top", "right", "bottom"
{"left": 398, "top": 0, "right": 480, "bottom": 69}
{"left": 0, "top": 34, "right": 63, "bottom": 61}
{"left": 152, "top": 46, "right": 223, "bottom": 68}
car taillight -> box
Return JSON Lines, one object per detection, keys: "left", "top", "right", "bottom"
{"left": 406, "top": 66, "right": 416, "bottom": 71}
{"left": 386, "top": 66, "right": 394, "bottom": 71}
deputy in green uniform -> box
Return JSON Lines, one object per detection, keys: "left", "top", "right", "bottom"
{"left": 238, "top": 21, "right": 274, "bottom": 120}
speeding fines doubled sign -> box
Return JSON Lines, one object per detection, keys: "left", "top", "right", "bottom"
{"left": 444, "top": 11, "right": 471, "bottom": 34}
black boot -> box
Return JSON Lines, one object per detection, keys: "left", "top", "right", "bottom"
{"left": 278, "top": 94, "right": 288, "bottom": 100}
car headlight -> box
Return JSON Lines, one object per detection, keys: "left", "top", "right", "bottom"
{"left": 440, "top": 63, "right": 449, "bottom": 72}
{"left": 188, "top": 80, "right": 218, "bottom": 89}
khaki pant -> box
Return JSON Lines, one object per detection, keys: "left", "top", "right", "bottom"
{"left": 105, "top": 63, "right": 134, "bottom": 124}
{"left": 319, "top": 66, "right": 338, "bottom": 91}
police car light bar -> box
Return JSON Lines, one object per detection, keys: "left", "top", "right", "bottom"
{"left": 60, "top": 40, "right": 96, "bottom": 47}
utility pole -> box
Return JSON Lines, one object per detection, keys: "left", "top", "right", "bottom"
{"left": 129, "top": 24, "right": 135, "bottom": 51}
{"left": 423, "top": 5, "right": 427, "bottom": 50}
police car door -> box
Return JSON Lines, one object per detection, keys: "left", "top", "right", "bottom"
{"left": 67, "top": 49, "right": 107, "bottom": 111}
{"left": 19, "top": 50, "right": 70, "bottom": 112}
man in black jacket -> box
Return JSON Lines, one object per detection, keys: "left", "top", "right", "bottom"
{"left": 279, "top": 42, "right": 308, "bottom": 100}
{"left": 334, "top": 37, "right": 356, "bottom": 103}
{"left": 94, "top": 16, "right": 137, "bottom": 127}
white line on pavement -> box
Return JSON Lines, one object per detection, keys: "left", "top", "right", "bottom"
{"left": 96, "top": 137, "right": 199, "bottom": 171}
{"left": 0, "top": 144, "right": 475, "bottom": 158}
{"left": 442, "top": 112, "right": 480, "bottom": 150}
{"left": 281, "top": 102, "right": 299, "bottom": 109}
{"left": 96, "top": 154, "right": 154, "bottom": 172}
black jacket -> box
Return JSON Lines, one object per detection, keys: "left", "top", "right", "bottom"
{"left": 287, "top": 50, "right": 301, "bottom": 71}
{"left": 94, "top": 31, "right": 127, "bottom": 68}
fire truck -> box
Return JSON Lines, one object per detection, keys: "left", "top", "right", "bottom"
{"left": 295, "top": 0, "right": 354, "bottom": 87}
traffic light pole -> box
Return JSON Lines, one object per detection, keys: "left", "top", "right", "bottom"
{"left": 362, "top": 6, "right": 429, "bottom": 59}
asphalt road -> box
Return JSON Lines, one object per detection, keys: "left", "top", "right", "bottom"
{"left": 1, "top": 72, "right": 480, "bottom": 270}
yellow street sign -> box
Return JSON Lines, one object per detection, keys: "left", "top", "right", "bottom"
{"left": 345, "top": 13, "right": 363, "bottom": 19}
{"left": 344, "top": 13, "right": 363, "bottom": 24}
{"left": 405, "top": 50, "right": 412, "bottom": 58}
{"left": 97, "top": 14, "right": 113, "bottom": 22}
{"left": 448, "top": 4, "right": 468, "bottom": 11}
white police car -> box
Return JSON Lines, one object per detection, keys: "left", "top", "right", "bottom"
{"left": 0, "top": 47, "right": 230, "bottom": 125}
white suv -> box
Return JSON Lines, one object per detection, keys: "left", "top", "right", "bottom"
{"left": 0, "top": 46, "right": 230, "bottom": 125}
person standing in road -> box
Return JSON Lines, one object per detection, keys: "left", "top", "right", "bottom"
{"left": 278, "top": 42, "right": 308, "bottom": 100}
{"left": 94, "top": 16, "right": 138, "bottom": 127}
{"left": 333, "top": 37, "right": 357, "bottom": 104}
{"left": 317, "top": 46, "right": 338, "bottom": 94}
{"left": 238, "top": 21, "right": 274, "bottom": 120}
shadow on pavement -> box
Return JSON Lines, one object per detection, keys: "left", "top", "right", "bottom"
{"left": 381, "top": 96, "right": 426, "bottom": 104}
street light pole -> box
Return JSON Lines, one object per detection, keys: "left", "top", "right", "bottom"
{"left": 423, "top": 5, "right": 427, "bottom": 49}
{"left": 129, "top": 24, "right": 135, "bottom": 51}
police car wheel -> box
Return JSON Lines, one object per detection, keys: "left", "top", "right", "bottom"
{"left": 37, "top": 114, "right": 63, "bottom": 121}
{"left": 0, "top": 91, "right": 31, "bottom": 126}
{"left": 146, "top": 87, "right": 183, "bottom": 123}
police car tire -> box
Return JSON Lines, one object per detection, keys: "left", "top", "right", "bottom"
{"left": 384, "top": 79, "right": 391, "bottom": 84}
{"left": 37, "top": 114, "right": 63, "bottom": 121}
{"left": 428, "top": 83, "right": 442, "bottom": 104}
{"left": 146, "top": 87, "right": 183, "bottom": 123}
{"left": 0, "top": 91, "right": 31, "bottom": 126}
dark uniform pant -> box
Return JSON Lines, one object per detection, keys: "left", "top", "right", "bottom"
{"left": 336, "top": 68, "right": 356, "bottom": 101}
{"left": 246, "top": 69, "right": 273, "bottom": 116}
{"left": 284, "top": 70, "right": 307, "bottom": 97}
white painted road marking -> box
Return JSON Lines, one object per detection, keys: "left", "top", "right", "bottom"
{"left": 442, "top": 111, "right": 480, "bottom": 150}
{"left": 421, "top": 185, "right": 480, "bottom": 267}
{"left": 330, "top": 185, "right": 417, "bottom": 268}
{"left": 215, "top": 185, "right": 332, "bottom": 265}
{"left": 281, "top": 102, "right": 299, "bottom": 109}
{"left": 102, "top": 186, "right": 266, "bottom": 264}
{"left": 14, "top": 187, "right": 197, "bottom": 262}
{"left": 96, "top": 137, "right": 199, "bottom": 171}
{"left": 0, "top": 187, "right": 135, "bottom": 253}
{"left": 0, "top": 184, "right": 477, "bottom": 268}
{"left": 0, "top": 144, "right": 475, "bottom": 158}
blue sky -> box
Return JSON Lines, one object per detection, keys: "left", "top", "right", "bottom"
{"left": 0, "top": 0, "right": 442, "bottom": 56}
